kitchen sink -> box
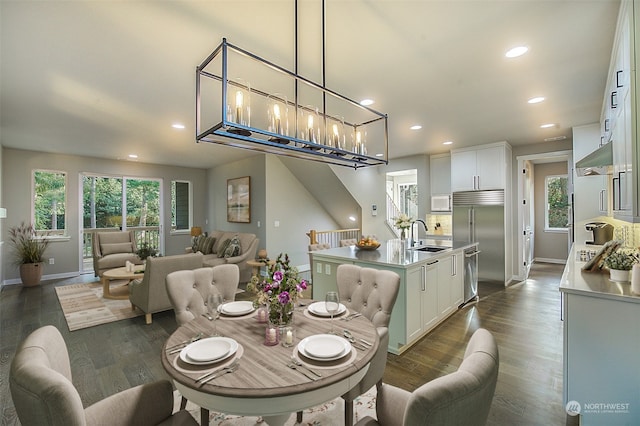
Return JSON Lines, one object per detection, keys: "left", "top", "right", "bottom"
{"left": 412, "top": 246, "right": 449, "bottom": 252}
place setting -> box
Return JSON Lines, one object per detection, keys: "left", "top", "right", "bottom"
{"left": 169, "top": 333, "right": 244, "bottom": 382}
{"left": 291, "top": 291, "right": 358, "bottom": 373}
{"left": 217, "top": 300, "right": 256, "bottom": 320}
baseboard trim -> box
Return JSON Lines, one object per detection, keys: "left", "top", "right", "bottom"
{"left": 3, "top": 270, "right": 86, "bottom": 286}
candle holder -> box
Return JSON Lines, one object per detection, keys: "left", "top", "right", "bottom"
{"left": 264, "top": 323, "right": 279, "bottom": 346}
{"left": 267, "top": 94, "right": 289, "bottom": 143}
{"left": 326, "top": 115, "right": 346, "bottom": 152}
{"left": 298, "top": 106, "right": 320, "bottom": 147}
{"left": 226, "top": 78, "right": 251, "bottom": 134}
{"left": 256, "top": 305, "right": 268, "bottom": 323}
{"left": 281, "top": 326, "right": 295, "bottom": 348}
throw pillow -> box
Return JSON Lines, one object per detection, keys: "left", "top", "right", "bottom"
{"left": 222, "top": 236, "right": 242, "bottom": 258}
{"left": 217, "top": 238, "right": 232, "bottom": 258}
{"left": 193, "top": 235, "right": 206, "bottom": 253}
{"left": 203, "top": 236, "right": 216, "bottom": 255}
{"left": 101, "top": 242, "right": 133, "bottom": 256}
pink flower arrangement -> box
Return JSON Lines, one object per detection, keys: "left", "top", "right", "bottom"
{"left": 248, "top": 253, "right": 308, "bottom": 325}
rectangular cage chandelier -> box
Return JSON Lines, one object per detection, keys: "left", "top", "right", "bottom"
{"left": 195, "top": 38, "right": 389, "bottom": 168}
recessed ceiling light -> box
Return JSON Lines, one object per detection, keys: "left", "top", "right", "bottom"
{"left": 410, "top": 125, "right": 422, "bottom": 130}
{"left": 348, "top": 215, "right": 357, "bottom": 222}
{"left": 505, "top": 46, "right": 528, "bottom": 58}
{"left": 375, "top": 153, "right": 384, "bottom": 157}
{"left": 360, "top": 99, "right": 374, "bottom": 106}
{"left": 540, "top": 123, "right": 556, "bottom": 129}
{"left": 528, "top": 96, "right": 545, "bottom": 104}
{"left": 443, "top": 141, "right": 453, "bottom": 145}
{"left": 172, "top": 123, "right": 185, "bottom": 129}
{"left": 128, "top": 154, "right": 138, "bottom": 159}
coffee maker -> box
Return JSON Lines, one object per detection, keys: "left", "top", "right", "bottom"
{"left": 585, "top": 222, "right": 614, "bottom": 245}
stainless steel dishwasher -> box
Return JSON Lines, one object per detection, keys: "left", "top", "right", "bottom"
{"left": 462, "top": 245, "right": 480, "bottom": 306}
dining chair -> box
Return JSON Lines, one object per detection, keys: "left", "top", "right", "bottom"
{"left": 354, "top": 328, "right": 499, "bottom": 426}
{"left": 10, "top": 325, "right": 198, "bottom": 426}
{"left": 336, "top": 264, "right": 401, "bottom": 426}
{"left": 165, "top": 264, "right": 240, "bottom": 325}
{"left": 165, "top": 264, "right": 239, "bottom": 425}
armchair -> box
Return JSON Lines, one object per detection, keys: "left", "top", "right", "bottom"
{"left": 355, "top": 328, "right": 499, "bottom": 426}
{"left": 10, "top": 325, "right": 198, "bottom": 426}
{"left": 92, "top": 231, "right": 143, "bottom": 277}
{"left": 129, "top": 252, "right": 204, "bottom": 324}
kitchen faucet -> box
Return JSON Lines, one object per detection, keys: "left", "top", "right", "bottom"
{"left": 410, "top": 219, "right": 428, "bottom": 247}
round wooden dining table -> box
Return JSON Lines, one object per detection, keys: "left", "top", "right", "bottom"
{"left": 161, "top": 303, "right": 379, "bottom": 425}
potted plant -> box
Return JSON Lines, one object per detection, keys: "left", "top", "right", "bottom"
{"left": 136, "top": 242, "right": 158, "bottom": 261}
{"left": 8, "top": 222, "right": 50, "bottom": 287}
{"left": 604, "top": 250, "right": 638, "bottom": 282}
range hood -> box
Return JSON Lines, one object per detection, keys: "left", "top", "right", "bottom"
{"left": 575, "top": 141, "right": 613, "bottom": 176}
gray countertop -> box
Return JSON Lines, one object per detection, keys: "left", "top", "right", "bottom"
{"left": 559, "top": 244, "right": 640, "bottom": 303}
{"left": 310, "top": 239, "right": 478, "bottom": 268}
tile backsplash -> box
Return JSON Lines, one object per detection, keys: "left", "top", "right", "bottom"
{"left": 426, "top": 214, "right": 452, "bottom": 235}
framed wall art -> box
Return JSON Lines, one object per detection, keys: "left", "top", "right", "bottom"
{"left": 227, "top": 176, "right": 250, "bottom": 223}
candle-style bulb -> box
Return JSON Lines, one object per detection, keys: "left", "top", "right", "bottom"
{"left": 235, "top": 91, "right": 243, "bottom": 108}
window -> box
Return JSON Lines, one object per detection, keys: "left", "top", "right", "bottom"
{"left": 171, "top": 180, "right": 192, "bottom": 232}
{"left": 545, "top": 175, "right": 569, "bottom": 231}
{"left": 33, "top": 170, "right": 66, "bottom": 235}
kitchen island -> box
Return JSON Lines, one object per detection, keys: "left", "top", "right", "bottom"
{"left": 560, "top": 243, "right": 640, "bottom": 425}
{"left": 310, "top": 239, "right": 477, "bottom": 354}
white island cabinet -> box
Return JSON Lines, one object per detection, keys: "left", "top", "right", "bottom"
{"left": 560, "top": 244, "right": 640, "bottom": 425}
{"left": 310, "top": 241, "right": 474, "bottom": 354}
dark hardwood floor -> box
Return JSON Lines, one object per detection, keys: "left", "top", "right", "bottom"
{"left": 0, "top": 262, "right": 565, "bottom": 425}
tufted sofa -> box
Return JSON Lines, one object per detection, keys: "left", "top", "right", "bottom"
{"left": 129, "top": 252, "right": 203, "bottom": 324}
{"left": 165, "top": 264, "right": 240, "bottom": 325}
{"left": 189, "top": 230, "right": 259, "bottom": 284}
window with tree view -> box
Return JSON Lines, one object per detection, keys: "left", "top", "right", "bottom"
{"left": 171, "top": 180, "right": 191, "bottom": 231}
{"left": 34, "top": 170, "right": 66, "bottom": 235}
{"left": 545, "top": 175, "right": 569, "bottom": 231}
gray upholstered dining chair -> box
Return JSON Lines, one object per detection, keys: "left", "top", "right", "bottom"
{"left": 10, "top": 325, "right": 198, "bottom": 426}
{"left": 336, "top": 264, "right": 401, "bottom": 426}
{"left": 165, "top": 264, "right": 239, "bottom": 425}
{"left": 355, "top": 328, "right": 499, "bottom": 426}
{"left": 165, "top": 264, "right": 240, "bottom": 326}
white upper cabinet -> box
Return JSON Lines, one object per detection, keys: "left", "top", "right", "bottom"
{"left": 606, "top": 0, "right": 638, "bottom": 221}
{"left": 451, "top": 142, "right": 509, "bottom": 192}
{"left": 430, "top": 153, "right": 451, "bottom": 196}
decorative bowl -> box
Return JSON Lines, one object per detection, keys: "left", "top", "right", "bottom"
{"left": 355, "top": 241, "right": 381, "bottom": 251}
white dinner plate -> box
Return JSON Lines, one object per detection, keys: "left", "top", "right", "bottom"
{"left": 219, "top": 301, "right": 255, "bottom": 316}
{"left": 298, "top": 334, "right": 351, "bottom": 361}
{"left": 307, "top": 302, "right": 347, "bottom": 318}
{"left": 180, "top": 337, "right": 238, "bottom": 365}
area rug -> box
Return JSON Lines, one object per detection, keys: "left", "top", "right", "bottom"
{"left": 173, "top": 386, "right": 377, "bottom": 425}
{"left": 54, "top": 281, "right": 143, "bottom": 331}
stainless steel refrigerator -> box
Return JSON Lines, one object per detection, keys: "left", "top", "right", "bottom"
{"left": 452, "top": 190, "right": 505, "bottom": 287}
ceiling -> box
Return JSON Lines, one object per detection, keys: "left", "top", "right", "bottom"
{"left": 0, "top": 0, "right": 620, "bottom": 170}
